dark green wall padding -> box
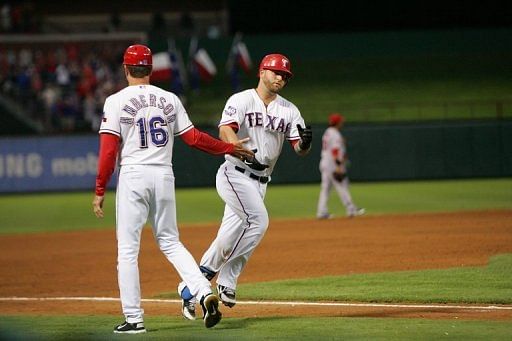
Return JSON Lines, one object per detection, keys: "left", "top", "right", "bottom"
{"left": 172, "top": 120, "right": 512, "bottom": 187}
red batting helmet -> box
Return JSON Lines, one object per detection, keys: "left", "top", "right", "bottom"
{"left": 259, "top": 53, "right": 293, "bottom": 78}
{"left": 328, "top": 113, "right": 345, "bottom": 126}
{"left": 123, "top": 44, "right": 152, "bottom": 66}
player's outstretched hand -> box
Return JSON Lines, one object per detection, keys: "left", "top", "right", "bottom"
{"left": 92, "top": 195, "right": 105, "bottom": 218}
{"left": 231, "top": 137, "right": 254, "bottom": 160}
{"left": 297, "top": 124, "right": 312, "bottom": 150}
{"left": 243, "top": 149, "right": 269, "bottom": 171}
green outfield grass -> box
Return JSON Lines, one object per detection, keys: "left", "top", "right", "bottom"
{"left": 0, "top": 178, "right": 510, "bottom": 234}
{"left": 1, "top": 315, "right": 511, "bottom": 340}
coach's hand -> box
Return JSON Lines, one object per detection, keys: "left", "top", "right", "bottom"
{"left": 231, "top": 137, "right": 254, "bottom": 160}
{"left": 93, "top": 195, "right": 105, "bottom": 218}
{"left": 297, "top": 124, "right": 312, "bottom": 150}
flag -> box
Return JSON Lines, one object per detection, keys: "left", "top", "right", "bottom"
{"left": 235, "top": 41, "right": 252, "bottom": 74}
{"left": 226, "top": 32, "right": 252, "bottom": 92}
{"left": 193, "top": 48, "right": 217, "bottom": 81}
{"left": 151, "top": 52, "right": 172, "bottom": 82}
{"left": 188, "top": 36, "right": 217, "bottom": 92}
{"left": 167, "top": 38, "right": 187, "bottom": 96}
{"left": 150, "top": 39, "right": 187, "bottom": 97}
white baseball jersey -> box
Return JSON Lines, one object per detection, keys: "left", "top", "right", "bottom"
{"left": 99, "top": 84, "right": 193, "bottom": 166}
{"left": 219, "top": 89, "right": 305, "bottom": 176}
{"left": 320, "top": 127, "right": 346, "bottom": 173}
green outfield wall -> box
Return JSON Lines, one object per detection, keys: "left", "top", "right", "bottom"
{"left": 173, "top": 120, "right": 512, "bottom": 187}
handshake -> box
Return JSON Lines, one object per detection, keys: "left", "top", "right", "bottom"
{"left": 242, "top": 149, "right": 269, "bottom": 171}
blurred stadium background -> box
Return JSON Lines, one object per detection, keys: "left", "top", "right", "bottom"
{"left": 1, "top": 0, "right": 511, "bottom": 192}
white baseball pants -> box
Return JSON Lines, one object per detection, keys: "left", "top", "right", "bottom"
{"left": 316, "top": 170, "right": 357, "bottom": 217}
{"left": 200, "top": 161, "right": 269, "bottom": 290}
{"left": 116, "top": 165, "right": 212, "bottom": 323}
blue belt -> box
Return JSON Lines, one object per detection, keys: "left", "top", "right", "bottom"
{"left": 234, "top": 166, "right": 269, "bottom": 184}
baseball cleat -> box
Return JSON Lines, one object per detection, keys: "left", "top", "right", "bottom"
{"left": 317, "top": 213, "right": 333, "bottom": 220}
{"left": 177, "top": 281, "right": 196, "bottom": 320}
{"left": 200, "top": 293, "right": 222, "bottom": 328}
{"left": 348, "top": 207, "right": 366, "bottom": 217}
{"left": 217, "top": 284, "right": 237, "bottom": 308}
{"left": 181, "top": 299, "right": 196, "bottom": 320}
{"left": 113, "top": 321, "right": 146, "bottom": 334}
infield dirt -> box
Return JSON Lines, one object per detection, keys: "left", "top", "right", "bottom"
{"left": 1, "top": 210, "right": 511, "bottom": 320}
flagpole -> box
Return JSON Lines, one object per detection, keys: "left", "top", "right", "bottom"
{"left": 166, "top": 37, "right": 187, "bottom": 102}
{"left": 188, "top": 35, "right": 200, "bottom": 93}
{"left": 176, "top": 49, "right": 188, "bottom": 90}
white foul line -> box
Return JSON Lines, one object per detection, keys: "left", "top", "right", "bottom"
{"left": 1, "top": 297, "right": 511, "bottom": 311}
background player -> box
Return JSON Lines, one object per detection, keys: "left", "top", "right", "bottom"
{"left": 177, "top": 53, "right": 313, "bottom": 318}
{"left": 316, "top": 113, "right": 365, "bottom": 219}
{"left": 92, "top": 44, "right": 253, "bottom": 333}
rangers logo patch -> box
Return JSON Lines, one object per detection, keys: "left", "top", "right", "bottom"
{"left": 224, "top": 106, "right": 236, "bottom": 116}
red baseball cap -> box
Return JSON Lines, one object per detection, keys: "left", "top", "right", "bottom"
{"left": 328, "top": 113, "right": 344, "bottom": 125}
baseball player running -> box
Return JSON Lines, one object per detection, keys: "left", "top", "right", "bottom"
{"left": 177, "top": 53, "right": 313, "bottom": 319}
{"left": 92, "top": 44, "right": 253, "bottom": 333}
{"left": 316, "top": 113, "right": 365, "bottom": 219}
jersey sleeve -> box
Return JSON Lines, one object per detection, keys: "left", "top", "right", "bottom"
{"left": 180, "top": 127, "right": 234, "bottom": 155}
{"left": 99, "top": 96, "right": 121, "bottom": 136}
{"left": 95, "top": 133, "right": 120, "bottom": 196}
{"left": 286, "top": 105, "right": 306, "bottom": 141}
{"left": 218, "top": 94, "right": 244, "bottom": 128}
{"left": 173, "top": 96, "right": 194, "bottom": 136}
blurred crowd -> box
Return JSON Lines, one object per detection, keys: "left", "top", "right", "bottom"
{"left": 0, "top": 43, "right": 130, "bottom": 133}
{"left": 0, "top": 5, "right": 224, "bottom": 134}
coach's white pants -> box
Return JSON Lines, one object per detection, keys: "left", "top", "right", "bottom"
{"left": 200, "top": 161, "right": 269, "bottom": 290}
{"left": 316, "top": 170, "right": 356, "bottom": 217}
{"left": 116, "top": 165, "right": 211, "bottom": 323}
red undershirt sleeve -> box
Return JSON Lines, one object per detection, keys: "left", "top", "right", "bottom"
{"left": 180, "top": 127, "right": 234, "bottom": 155}
{"left": 224, "top": 122, "right": 239, "bottom": 133}
{"left": 95, "top": 133, "right": 119, "bottom": 196}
